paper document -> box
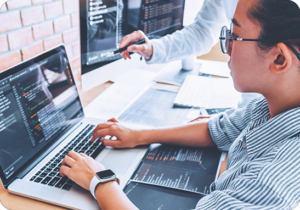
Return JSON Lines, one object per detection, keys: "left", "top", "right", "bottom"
{"left": 84, "top": 83, "right": 147, "bottom": 120}
{"left": 84, "top": 69, "right": 157, "bottom": 120}
{"left": 118, "top": 88, "right": 191, "bottom": 127}
{"left": 173, "top": 75, "right": 241, "bottom": 109}
{"left": 196, "top": 59, "right": 231, "bottom": 78}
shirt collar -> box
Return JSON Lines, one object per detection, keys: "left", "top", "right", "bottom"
{"left": 251, "top": 97, "right": 270, "bottom": 121}
{"left": 245, "top": 97, "right": 300, "bottom": 159}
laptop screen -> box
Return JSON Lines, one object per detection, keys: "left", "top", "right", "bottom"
{"left": 0, "top": 46, "right": 84, "bottom": 179}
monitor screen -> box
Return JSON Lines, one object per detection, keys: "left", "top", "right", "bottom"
{"left": 0, "top": 47, "right": 84, "bottom": 179}
{"left": 80, "top": 0, "right": 185, "bottom": 74}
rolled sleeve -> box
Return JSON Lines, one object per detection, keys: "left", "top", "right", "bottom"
{"left": 146, "top": 39, "right": 167, "bottom": 64}
{"left": 208, "top": 98, "right": 258, "bottom": 151}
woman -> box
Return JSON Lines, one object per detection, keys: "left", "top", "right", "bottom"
{"left": 60, "top": 0, "right": 300, "bottom": 209}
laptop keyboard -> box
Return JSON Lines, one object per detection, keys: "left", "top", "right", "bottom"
{"left": 29, "top": 124, "right": 107, "bottom": 191}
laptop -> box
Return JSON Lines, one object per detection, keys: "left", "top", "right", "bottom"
{"left": 0, "top": 45, "right": 147, "bottom": 210}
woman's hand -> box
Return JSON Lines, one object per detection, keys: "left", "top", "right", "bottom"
{"left": 59, "top": 151, "right": 106, "bottom": 190}
{"left": 119, "top": 30, "right": 153, "bottom": 60}
{"left": 90, "top": 118, "right": 143, "bottom": 148}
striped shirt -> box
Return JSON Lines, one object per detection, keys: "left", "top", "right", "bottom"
{"left": 196, "top": 96, "right": 300, "bottom": 210}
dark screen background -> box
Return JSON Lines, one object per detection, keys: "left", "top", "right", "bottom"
{"left": 80, "top": 0, "right": 185, "bottom": 74}
{"left": 0, "top": 51, "right": 83, "bottom": 179}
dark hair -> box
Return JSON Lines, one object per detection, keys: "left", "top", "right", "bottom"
{"left": 248, "top": 0, "right": 300, "bottom": 52}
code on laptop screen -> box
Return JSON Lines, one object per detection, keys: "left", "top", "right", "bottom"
{"left": 0, "top": 50, "right": 83, "bottom": 179}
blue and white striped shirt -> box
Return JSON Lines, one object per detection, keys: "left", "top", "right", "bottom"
{"left": 196, "top": 96, "right": 300, "bottom": 210}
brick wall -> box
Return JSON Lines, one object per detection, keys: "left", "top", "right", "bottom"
{"left": 0, "top": 0, "right": 82, "bottom": 90}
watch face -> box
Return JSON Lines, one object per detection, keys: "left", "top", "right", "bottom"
{"left": 97, "top": 170, "right": 115, "bottom": 179}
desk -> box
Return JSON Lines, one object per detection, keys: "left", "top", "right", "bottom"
{"left": 0, "top": 45, "right": 229, "bottom": 210}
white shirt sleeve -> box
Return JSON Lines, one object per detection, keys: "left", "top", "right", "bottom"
{"left": 146, "top": 0, "right": 238, "bottom": 64}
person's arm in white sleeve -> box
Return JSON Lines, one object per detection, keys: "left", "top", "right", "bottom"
{"left": 148, "top": 0, "right": 236, "bottom": 64}
{"left": 119, "top": 0, "right": 238, "bottom": 63}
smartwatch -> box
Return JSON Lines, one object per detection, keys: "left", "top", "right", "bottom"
{"left": 90, "top": 169, "right": 119, "bottom": 199}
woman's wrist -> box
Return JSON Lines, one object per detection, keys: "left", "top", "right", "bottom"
{"left": 144, "top": 42, "right": 154, "bottom": 61}
{"left": 94, "top": 180, "right": 138, "bottom": 210}
{"left": 137, "top": 129, "right": 154, "bottom": 146}
{"left": 95, "top": 180, "right": 118, "bottom": 196}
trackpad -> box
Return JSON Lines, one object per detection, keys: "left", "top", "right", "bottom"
{"left": 100, "top": 150, "right": 139, "bottom": 175}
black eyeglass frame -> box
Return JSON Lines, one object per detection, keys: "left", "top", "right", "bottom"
{"left": 219, "top": 25, "right": 300, "bottom": 61}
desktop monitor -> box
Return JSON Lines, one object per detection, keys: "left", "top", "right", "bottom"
{"left": 80, "top": 0, "right": 186, "bottom": 90}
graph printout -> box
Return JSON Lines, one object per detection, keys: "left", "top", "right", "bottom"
{"left": 130, "top": 144, "right": 222, "bottom": 195}
{"left": 124, "top": 182, "right": 204, "bottom": 210}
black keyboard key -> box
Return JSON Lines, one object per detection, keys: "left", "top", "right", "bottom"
{"left": 54, "top": 160, "right": 61, "bottom": 164}
{"left": 74, "top": 140, "right": 80, "bottom": 144}
{"left": 90, "top": 145, "right": 97, "bottom": 150}
{"left": 48, "top": 177, "right": 61, "bottom": 186}
{"left": 55, "top": 176, "right": 69, "bottom": 188}
{"left": 49, "top": 163, "right": 57, "bottom": 168}
{"left": 44, "top": 168, "right": 52, "bottom": 173}
{"left": 41, "top": 177, "right": 52, "bottom": 185}
{"left": 67, "top": 179, "right": 75, "bottom": 185}
{"left": 78, "top": 142, "right": 85, "bottom": 147}
{"left": 87, "top": 149, "right": 93, "bottom": 153}
{"left": 68, "top": 146, "right": 74, "bottom": 150}
{"left": 49, "top": 172, "right": 57, "bottom": 177}
{"left": 74, "top": 147, "right": 81, "bottom": 152}
{"left": 56, "top": 173, "right": 62, "bottom": 178}
{"left": 91, "top": 144, "right": 105, "bottom": 159}
{"left": 86, "top": 151, "right": 93, "bottom": 156}
{"left": 65, "top": 147, "right": 72, "bottom": 152}
{"left": 35, "top": 171, "right": 41, "bottom": 176}
{"left": 62, "top": 151, "right": 68, "bottom": 156}
{"left": 58, "top": 155, "right": 65, "bottom": 160}
{"left": 81, "top": 147, "right": 88, "bottom": 151}
{"left": 45, "top": 162, "right": 50, "bottom": 166}
{"left": 39, "top": 173, "right": 47, "bottom": 178}
{"left": 34, "top": 177, "right": 43, "bottom": 183}
{"left": 30, "top": 176, "right": 36, "bottom": 181}
{"left": 53, "top": 167, "right": 60, "bottom": 172}
{"left": 62, "top": 184, "right": 72, "bottom": 190}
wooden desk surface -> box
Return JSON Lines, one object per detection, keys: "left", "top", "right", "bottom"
{"left": 0, "top": 45, "right": 229, "bottom": 210}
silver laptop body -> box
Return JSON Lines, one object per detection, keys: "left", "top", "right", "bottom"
{"left": 0, "top": 45, "right": 147, "bottom": 210}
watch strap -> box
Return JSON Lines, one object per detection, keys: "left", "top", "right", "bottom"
{"left": 90, "top": 176, "right": 100, "bottom": 199}
{"left": 89, "top": 175, "right": 120, "bottom": 200}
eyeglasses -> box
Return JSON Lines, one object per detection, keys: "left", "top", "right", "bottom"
{"left": 219, "top": 23, "right": 300, "bottom": 61}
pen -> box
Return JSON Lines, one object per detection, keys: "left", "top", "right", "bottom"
{"left": 113, "top": 39, "right": 146, "bottom": 54}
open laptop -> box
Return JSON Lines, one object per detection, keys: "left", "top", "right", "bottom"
{"left": 0, "top": 45, "right": 147, "bottom": 209}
